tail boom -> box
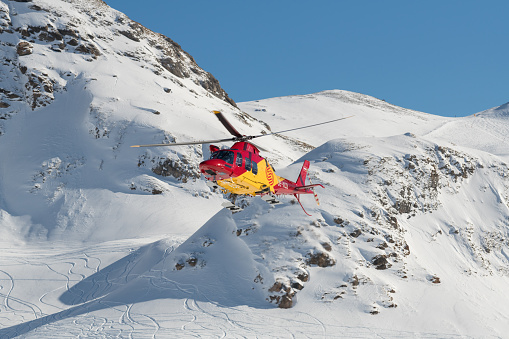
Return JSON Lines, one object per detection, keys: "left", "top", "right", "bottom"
{"left": 266, "top": 160, "right": 324, "bottom": 216}
{"left": 272, "top": 161, "right": 324, "bottom": 195}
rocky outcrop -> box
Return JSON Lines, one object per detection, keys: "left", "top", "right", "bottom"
{"left": 16, "top": 41, "right": 32, "bottom": 56}
{"left": 0, "top": 0, "right": 237, "bottom": 116}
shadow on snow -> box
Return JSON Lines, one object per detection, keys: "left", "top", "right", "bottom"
{"left": 0, "top": 210, "right": 271, "bottom": 338}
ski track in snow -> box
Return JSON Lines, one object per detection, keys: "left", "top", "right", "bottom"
{"left": 0, "top": 238, "right": 477, "bottom": 338}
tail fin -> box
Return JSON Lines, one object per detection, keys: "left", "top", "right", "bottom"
{"left": 296, "top": 160, "right": 310, "bottom": 187}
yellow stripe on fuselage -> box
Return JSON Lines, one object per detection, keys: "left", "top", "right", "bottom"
{"left": 216, "top": 161, "right": 279, "bottom": 195}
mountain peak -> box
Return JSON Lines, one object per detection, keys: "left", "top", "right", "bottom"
{"left": 0, "top": 0, "right": 236, "bottom": 114}
{"left": 477, "top": 101, "right": 509, "bottom": 118}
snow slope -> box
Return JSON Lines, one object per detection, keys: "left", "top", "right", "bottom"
{"left": 1, "top": 0, "right": 509, "bottom": 337}
{"left": 425, "top": 102, "right": 509, "bottom": 158}
{"left": 0, "top": 0, "right": 288, "bottom": 242}
{"left": 239, "top": 90, "right": 449, "bottom": 147}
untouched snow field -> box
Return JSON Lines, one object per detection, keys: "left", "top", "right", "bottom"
{"left": 1, "top": 0, "right": 509, "bottom": 337}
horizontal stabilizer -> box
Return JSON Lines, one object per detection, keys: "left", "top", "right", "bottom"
{"left": 294, "top": 183, "right": 325, "bottom": 190}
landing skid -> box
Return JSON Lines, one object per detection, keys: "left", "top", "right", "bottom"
{"left": 222, "top": 201, "right": 243, "bottom": 212}
{"left": 294, "top": 194, "right": 312, "bottom": 216}
{"left": 206, "top": 180, "right": 220, "bottom": 190}
{"left": 261, "top": 195, "right": 282, "bottom": 205}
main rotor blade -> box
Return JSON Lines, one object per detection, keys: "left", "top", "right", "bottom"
{"left": 250, "top": 115, "right": 354, "bottom": 139}
{"left": 131, "top": 137, "right": 236, "bottom": 148}
{"left": 131, "top": 114, "right": 353, "bottom": 148}
{"left": 250, "top": 141, "right": 267, "bottom": 152}
{"left": 213, "top": 110, "right": 243, "bottom": 138}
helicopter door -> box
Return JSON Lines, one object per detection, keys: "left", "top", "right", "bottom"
{"left": 236, "top": 152, "right": 243, "bottom": 167}
{"left": 245, "top": 155, "right": 251, "bottom": 171}
{"left": 252, "top": 158, "right": 258, "bottom": 175}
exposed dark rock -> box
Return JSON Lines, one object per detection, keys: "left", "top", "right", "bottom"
{"left": 51, "top": 42, "right": 65, "bottom": 52}
{"left": 297, "top": 271, "right": 309, "bottom": 282}
{"left": 403, "top": 243, "right": 410, "bottom": 255}
{"left": 38, "top": 30, "right": 63, "bottom": 42}
{"left": 152, "top": 157, "right": 200, "bottom": 183}
{"left": 268, "top": 281, "right": 295, "bottom": 308}
{"left": 372, "top": 255, "right": 389, "bottom": 270}
{"left": 200, "top": 72, "right": 238, "bottom": 108}
{"left": 24, "top": 72, "right": 55, "bottom": 110}
{"left": 1, "top": 90, "right": 21, "bottom": 100}
{"left": 279, "top": 295, "right": 293, "bottom": 309}
{"left": 58, "top": 28, "right": 79, "bottom": 39}
{"left": 119, "top": 30, "right": 140, "bottom": 42}
{"left": 159, "top": 58, "right": 188, "bottom": 78}
{"left": 291, "top": 281, "right": 304, "bottom": 290}
{"left": 306, "top": 251, "right": 336, "bottom": 267}
{"left": 0, "top": 102, "right": 10, "bottom": 108}
{"left": 429, "top": 275, "right": 441, "bottom": 284}
{"left": 75, "top": 43, "right": 101, "bottom": 58}
{"left": 350, "top": 229, "right": 362, "bottom": 238}
{"left": 430, "top": 168, "right": 439, "bottom": 189}
{"left": 16, "top": 41, "right": 33, "bottom": 56}
{"left": 67, "top": 38, "right": 79, "bottom": 46}
{"left": 388, "top": 215, "right": 398, "bottom": 228}
{"left": 394, "top": 200, "right": 412, "bottom": 214}
{"left": 29, "top": 4, "right": 45, "bottom": 11}
{"left": 254, "top": 274, "right": 263, "bottom": 284}
{"left": 321, "top": 242, "right": 332, "bottom": 252}
{"left": 333, "top": 217, "right": 344, "bottom": 225}
{"left": 268, "top": 281, "right": 283, "bottom": 293}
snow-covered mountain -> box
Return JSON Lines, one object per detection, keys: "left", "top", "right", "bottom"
{"left": 1, "top": 0, "right": 509, "bottom": 337}
{"left": 0, "top": 0, "right": 277, "bottom": 242}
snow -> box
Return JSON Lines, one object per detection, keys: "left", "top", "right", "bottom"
{"left": 1, "top": 0, "right": 509, "bottom": 337}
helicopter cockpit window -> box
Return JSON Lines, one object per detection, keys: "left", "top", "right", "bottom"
{"left": 236, "top": 152, "right": 243, "bottom": 167}
{"left": 245, "top": 156, "right": 251, "bottom": 171}
{"left": 252, "top": 160, "right": 258, "bottom": 175}
{"left": 210, "top": 150, "right": 234, "bottom": 164}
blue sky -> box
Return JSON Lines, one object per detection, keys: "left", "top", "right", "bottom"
{"left": 104, "top": 1, "right": 508, "bottom": 117}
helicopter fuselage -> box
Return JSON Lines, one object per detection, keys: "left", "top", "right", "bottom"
{"left": 131, "top": 109, "right": 340, "bottom": 213}
{"left": 199, "top": 141, "right": 322, "bottom": 202}
{"left": 199, "top": 141, "right": 279, "bottom": 195}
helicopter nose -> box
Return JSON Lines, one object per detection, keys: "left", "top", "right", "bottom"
{"left": 199, "top": 159, "right": 233, "bottom": 180}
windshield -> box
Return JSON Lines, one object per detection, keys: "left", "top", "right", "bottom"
{"left": 210, "top": 150, "right": 234, "bottom": 164}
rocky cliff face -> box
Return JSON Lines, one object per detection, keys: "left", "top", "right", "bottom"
{"left": 0, "top": 0, "right": 256, "bottom": 241}
{"left": 0, "top": 0, "right": 235, "bottom": 125}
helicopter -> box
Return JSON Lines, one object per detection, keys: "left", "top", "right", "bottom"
{"left": 131, "top": 110, "right": 353, "bottom": 215}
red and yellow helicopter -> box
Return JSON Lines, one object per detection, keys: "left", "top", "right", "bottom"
{"left": 132, "top": 111, "right": 352, "bottom": 215}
